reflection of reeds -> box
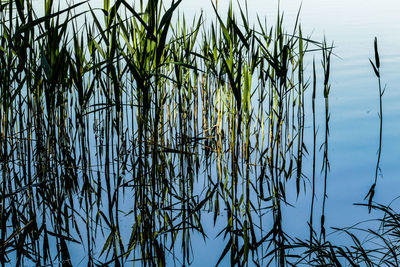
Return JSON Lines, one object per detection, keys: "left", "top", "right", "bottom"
{"left": 1, "top": 0, "right": 394, "bottom": 266}
{"left": 292, "top": 36, "right": 399, "bottom": 267}
{"left": 309, "top": 57, "right": 316, "bottom": 251}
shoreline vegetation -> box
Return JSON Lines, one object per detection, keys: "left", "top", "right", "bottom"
{"left": 0, "top": 0, "right": 397, "bottom": 266}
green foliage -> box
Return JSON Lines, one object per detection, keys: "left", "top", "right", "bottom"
{"left": 0, "top": 1, "right": 393, "bottom": 266}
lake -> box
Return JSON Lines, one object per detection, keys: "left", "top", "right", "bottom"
{"left": 3, "top": 0, "right": 400, "bottom": 266}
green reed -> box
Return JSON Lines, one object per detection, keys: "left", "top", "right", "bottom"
{"left": 366, "top": 37, "right": 384, "bottom": 213}
{"left": 1, "top": 1, "right": 396, "bottom": 266}
{"left": 320, "top": 39, "right": 332, "bottom": 242}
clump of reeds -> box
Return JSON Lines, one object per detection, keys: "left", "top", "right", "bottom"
{"left": 1, "top": 1, "right": 396, "bottom": 267}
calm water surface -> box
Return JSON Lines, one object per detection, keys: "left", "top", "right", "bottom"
{"left": 30, "top": 0, "right": 400, "bottom": 265}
